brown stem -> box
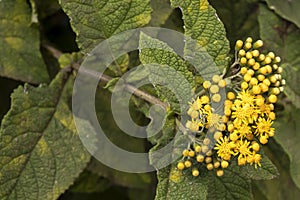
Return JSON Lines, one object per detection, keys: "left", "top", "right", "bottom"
{"left": 44, "top": 45, "right": 168, "bottom": 108}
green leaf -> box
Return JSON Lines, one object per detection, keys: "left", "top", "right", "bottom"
{"left": 207, "top": 164, "right": 253, "bottom": 200}
{"left": 0, "top": 0, "right": 49, "bottom": 83}
{"left": 150, "top": 117, "right": 208, "bottom": 200}
{"left": 59, "top": 0, "right": 152, "bottom": 53}
{"left": 77, "top": 88, "right": 153, "bottom": 189}
{"left": 149, "top": 0, "right": 173, "bottom": 27}
{"left": 274, "top": 105, "right": 300, "bottom": 189}
{"left": 253, "top": 141, "right": 300, "bottom": 200}
{"left": 0, "top": 72, "right": 91, "bottom": 200}
{"left": 139, "top": 32, "right": 194, "bottom": 108}
{"left": 155, "top": 166, "right": 208, "bottom": 200}
{"left": 258, "top": 4, "right": 300, "bottom": 108}
{"left": 266, "top": 0, "right": 300, "bottom": 29}
{"left": 170, "top": 0, "right": 230, "bottom": 71}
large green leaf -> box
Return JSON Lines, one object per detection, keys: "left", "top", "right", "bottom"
{"left": 266, "top": 0, "right": 300, "bottom": 29}
{"left": 258, "top": 4, "right": 300, "bottom": 108}
{"left": 170, "top": 0, "right": 230, "bottom": 71}
{"left": 59, "top": 0, "right": 152, "bottom": 53}
{"left": 0, "top": 71, "right": 91, "bottom": 200}
{"left": 149, "top": 117, "right": 208, "bottom": 200}
{"left": 253, "top": 142, "right": 300, "bottom": 199}
{"left": 0, "top": 0, "right": 49, "bottom": 83}
{"left": 274, "top": 105, "right": 300, "bottom": 189}
{"left": 155, "top": 166, "right": 208, "bottom": 200}
{"left": 207, "top": 166, "right": 252, "bottom": 200}
{"left": 139, "top": 32, "right": 194, "bottom": 109}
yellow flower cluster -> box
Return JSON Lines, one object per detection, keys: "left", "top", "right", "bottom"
{"left": 177, "top": 37, "right": 285, "bottom": 177}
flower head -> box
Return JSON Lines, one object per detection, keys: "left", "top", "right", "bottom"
{"left": 214, "top": 136, "right": 235, "bottom": 160}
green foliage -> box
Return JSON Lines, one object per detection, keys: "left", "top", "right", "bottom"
{"left": 59, "top": 0, "right": 152, "bottom": 53}
{"left": 1, "top": 0, "right": 300, "bottom": 199}
{"left": 0, "top": 0, "right": 49, "bottom": 83}
{"left": 266, "top": 0, "right": 300, "bottom": 29}
{"left": 0, "top": 72, "right": 90, "bottom": 199}
{"left": 171, "top": 0, "right": 230, "bottom": 71}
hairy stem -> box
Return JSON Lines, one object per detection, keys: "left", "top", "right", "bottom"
{"left": 44, "top": 45, "right": 168, "bottom": 108}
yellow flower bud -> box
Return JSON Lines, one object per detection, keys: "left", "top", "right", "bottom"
{"left": 246, "top": 52, "right": 253, "bottom": 59}
{"left": 214, "top": 161, "right": 221, "bottom": 168}
{"left": 218, "top": 79, "right": 226, "bottom": 88}
{"left": 210, "top": 85, "right": 220, "bottom": 94}
{"left": 212, "top": 75, "right": 221, "bottom": 83}
{"left": 252, "top": 142, "right": 260, "bottom": 152}
{"left": 182, "top": 149, "right": 189, "bottom": 157}
{"left": 252, "top": 85, "right": 261, "bottom": 94}
{"left": 240, "top": 67, "right": 248, "bottom": 74}
{"left": 248, "top": 58, "right": 256, "bottom": 66}
{"left": 259, "top": 136, "right": 268, "bottom": 144}
{"left": 241, "top": 82, "right": 248, "bottom": 89}
{"left": 253, "top": 40, "right": 263, "bottom": 48}
{"left": 188, "top": 150, "right": 195, "bottom": 157}
{"left": 235, "top": 40, "right": 243, "bottom": 50}
{"left": 195, "top": 145, "right": 201, "bottom": 153}
{"left": 238, "top": 49, "right": 246, "bottom": 57}
{"left": 252, "top": 50, "right": 260, "bottom": 57}
{"left": 177, "top": 162, "right": 185, "bottom": 170}
{"left": 268, "top": 94, "right": 277, "bottom": 103}
{"left": 184, "top": 160, "right": 192, "bottom": 168}
{"left": 205, "top": 156, "right": 212, "bottom": 163}
{"left": 212, "top": 94, "right": 221, "bottom": 102}
{"left": 201, "top": 95, "right": 210, "bottom": 104}
{"left": 269, "top": 112, "right": 276, "bottom": 120}
{"left": 206, "top": 163, "right": 214, "bottom": 170}
{"left": 267, "top": 52, "right": 275, "bottom": 59}
{"left": 244, "top": 73, "right": 252, "bottom": 82}
{"left": 216, "top": 169, "right": 224, "bottom": 177}
{"left": 221, "top": 160, "right": 229, "bottom": 168}
{"left": 227, "top": 92, "right": 235, "bottom": 100}
{"left": 253, "top": 62, "right": 260, "bottom": 70}
{"left": 250, "top": 77, "right": 258, "bottom": 85}
{"left": 246, "top": 37, "right": 253, "bottom": 43}
{"left": 203, "top": 80, "right": 211, "bottom": 89}
{"left": 244, "top": 42, "right": 252, "bottom": 50}
{"left": 257, "top": 74, "right": 265, "bottom": 81}
{"left": 197, "top": 154, "right": 205, "bottom": 162}
{"left": 274, "top": 56, "right": 281, "bottom": 63}
{"left": 258, "top": 54, "right": 265, "bottom": 61}
{"left": 240, "top": 57, "right": 247, "bottom": 65}
{"left": 192, "top": 168, "right": 199, "bottom": 177}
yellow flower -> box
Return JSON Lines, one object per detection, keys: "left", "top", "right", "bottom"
{"left": 231, "top": 103, "right": 256, "bottom": 126}
{"left": 247, "top": 152, "right": 262, "bottom": 168}
{"left": 253, "top": 117, "right": 275, "bottom": 137}
{"left": 189, "top": 97, "right": 203, "bottom": 111}
{"left": 214, "top": 136, "right": 235, "bottom": 160}
{"left": 234, "top": 123, "right": 252, "bottom": 138}
{"left": 234, "top": 139, "right": 252, "bottom": 160}
{"left": 237, "top": 89, "right": 255, "bottom": 105}
{"left": 206, "top": 111, "right": 224, "bottom": 130}
{"left": 257, "top": 103, "right": 272, "bottom": 117}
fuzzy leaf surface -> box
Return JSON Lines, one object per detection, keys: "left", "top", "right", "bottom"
{"left": 59, "top": 0, "right": 152, "bottom": 53}
{"left": 0, "top": 72, "right": 90, "bottom": 200}
{"left": 0, "top": 0, "right": 48, "bottom": 83}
